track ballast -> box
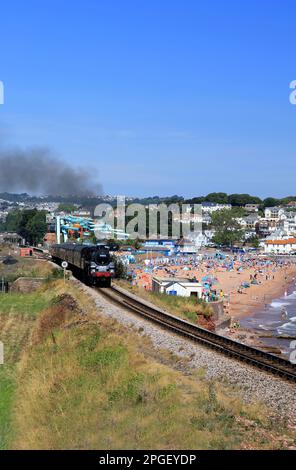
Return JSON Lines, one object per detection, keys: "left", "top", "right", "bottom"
{"left": 97, "top": 285, "right": 296, "bottom": 383}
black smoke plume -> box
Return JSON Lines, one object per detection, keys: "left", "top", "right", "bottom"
{"left": 0, "top": 148, "right": 102, "bottom": 196}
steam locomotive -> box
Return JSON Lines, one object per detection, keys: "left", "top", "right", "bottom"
{"left": 50, "top": 243, "right": 115, "bottom": 287}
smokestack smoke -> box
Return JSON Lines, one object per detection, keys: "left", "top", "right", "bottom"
{"left": 0, "top": 147, "right": 103, "bottom": 196}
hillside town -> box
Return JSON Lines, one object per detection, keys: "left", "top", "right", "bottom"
{"left": 1, "top": 193, "right": 296, "bottom": 254}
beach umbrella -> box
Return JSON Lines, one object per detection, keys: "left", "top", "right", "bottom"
{"left": 202, "top": 275, "right": 219, "bottom": 283}
{"left": 202, "top": 275, "right": 212, "bottom": 282}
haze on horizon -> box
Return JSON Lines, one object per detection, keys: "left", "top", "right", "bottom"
{"left": 0, "top": 0, "right": 295, "bottom": 198}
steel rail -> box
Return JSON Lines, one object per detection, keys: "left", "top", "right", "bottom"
{"left": 97, "top": 285, "right": 296, "bottom": 383}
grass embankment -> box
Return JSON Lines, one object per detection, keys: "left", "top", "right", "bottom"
{"left": 0, "top": 247, "right": 54, "bottom": 283}
{"left": 0, "top": 369, "right": 15, "bottom": 449}
{"left": 0, "top": 251, "right": 63, "bottom": 448}
{"left": 0, "top": 259, "right": 295, "bottom": 449}
{"left": 0, "top": 288, "right": 55, "bottom": 448}
{"left": 115, "top": 279, "right": 214, "bottom": 327}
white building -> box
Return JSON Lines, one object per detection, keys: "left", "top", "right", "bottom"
{"left": 191, "top": 231, "right": 210, "bottom": 248}
{"left": 265, "top": 229, "right": 289, "bottom": 240}
{"left": 176, "top": 239, "right": 198, "bottom": 254}
{"left": 264, "top": 237, "right": 296, "bottom": 254}
{"left": 152, "top": 277, "right": 203, "bottom": 298}
{"left": 202, "top": 213, "right": 212, "bottom": 225}
{"left": 278, "top": 212, "right": 296, "bottom": 236}
{"left": 201, "top": 202, "right": 232, "bottom": 213}
{"left": 264, "top": 207, "right": 286, "bottom": 221}
{"left": 245, "top": 204, "right": 259, "bottom": 212}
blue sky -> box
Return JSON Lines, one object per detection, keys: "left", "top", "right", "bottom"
{"left": 0, "top": 0, "right": 295, "bottom": 197}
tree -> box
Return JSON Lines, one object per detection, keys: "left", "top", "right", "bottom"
{"left": 0, "top": 209, "right": 47, "bottom": 245}
{"left": 164, "top": 195, "right": 184, "bottom": 204}
{"left": 17, "top": 210, "right": 39, "bottom": 242}
{"left": 205, "top": 192, "right": 228, "bottom": 204}
{"left": 22, "top": 211, "right": 47, "bottom": 245}
{"left": 58, "top": 203, "right": 76, "bottom": 213}
{"left": 184, "top": 196, "right": 205, "bottom": 204}
{"left": 281, "top": 196, "right": 296, "bottom": 205}
{"left": 26, "top": 215, "right": 47, "bottom": 245}
{"left": 248, "top": 235, "right": 260, "bottom": 248}
{"left": 263, "top": 197, "right": 281, "bottom": 208}
{"left": 0, "top": 210, "right": 21, "bottom": 232}
{"left": 211, "top": 208, "right": 244, "bottom": 246}
{"left": 113, "top": 257, "right": 127, "bottom": 279}
{"left": 228, "top": 194, "right": 262, "bottom": 206}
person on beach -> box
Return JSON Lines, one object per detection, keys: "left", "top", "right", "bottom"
{"left": 281, "top": 307, "right": 288, "bottom": 320}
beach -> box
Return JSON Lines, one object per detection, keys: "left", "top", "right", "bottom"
{"left": 123, "top": 251, "right": 296, "bottom": 353}
{"left": 127, "top": 252, "right": 296, "bottom": 317}
{"left": 222, "top": 262, "right": 296, "bottom": 319}
{"left": 239, "top": 280, "right": 296, "bottom": 356}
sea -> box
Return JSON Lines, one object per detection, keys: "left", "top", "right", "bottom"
{"left": 240, "top": 282, "right": 296, "bottom": 357}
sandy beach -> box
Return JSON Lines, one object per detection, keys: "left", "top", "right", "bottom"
{"left": 127, "top": 252, "right": 296, "bottom": 322}
{"left": 216, "top": 262, "right": 296, "bottom": 319}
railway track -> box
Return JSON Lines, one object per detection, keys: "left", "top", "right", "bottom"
{"left": 97, "top": 285, "right": 296, "bottom": 383}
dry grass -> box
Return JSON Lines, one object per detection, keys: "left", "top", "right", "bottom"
{"left": 115, "top": 279, "right": 214, "bottom": 326}
{"left": 9, "top": 279, "right": 296, "bottom": 450}
{"left": 0, "top": 256, "right": 295, "bottom": 450}
{"left": 0, "top": 255, "right": 65, "bottom": 449}
{"left": 0, "top": 249, "right": 54, "bottom": 283}
{"left": 0, "top": 283, "right": 56, "bottom": 448}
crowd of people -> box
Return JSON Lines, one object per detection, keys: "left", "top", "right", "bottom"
{"left": 126, "top": 250, "right": 296, "bottom": 298}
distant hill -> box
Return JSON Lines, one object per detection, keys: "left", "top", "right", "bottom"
{"left": 1, "top": 192, "right": 296, "bottom": 208}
